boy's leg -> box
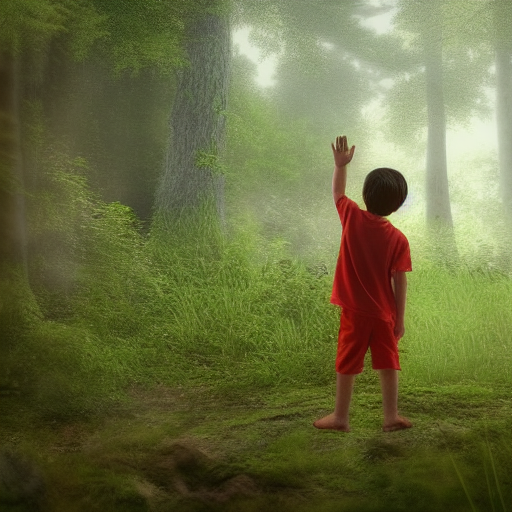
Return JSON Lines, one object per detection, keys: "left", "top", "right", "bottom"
{"left": 378, "top": 369, "right": 412, "bottom": 432}
{"left": 313, "top": 372, "right": 355, "bottom": 432}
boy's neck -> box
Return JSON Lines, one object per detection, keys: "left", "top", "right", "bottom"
{"left": 364, "top": 208, "right": 389, "bottom": 221}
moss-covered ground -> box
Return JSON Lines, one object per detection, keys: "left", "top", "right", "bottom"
{"left": 1, "top": 376, "right": 510, "bottom": 512}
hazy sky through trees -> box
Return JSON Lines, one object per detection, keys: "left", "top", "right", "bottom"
{"left": 229, "top": 0, "right": 509, "bottom": 269}
{"left": 233, "top": 16, "right": 497, "bottom": 157}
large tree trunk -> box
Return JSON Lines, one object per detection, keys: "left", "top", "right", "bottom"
{"left": 0, "top": 51, "right": 39, "bottom": 361}
{"left": 155, "top": 12, "right": 231, "bottom": 220}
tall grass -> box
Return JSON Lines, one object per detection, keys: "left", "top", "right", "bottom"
{"left": 146, "top": 212, "right": 339, "bottom": 388}
{"left": 405, "top": 262, "right": 512, "bottom": 387}
{"left": 4, "top": 156, "right": 511, "bottom": 420}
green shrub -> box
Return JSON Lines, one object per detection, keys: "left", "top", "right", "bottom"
{"left": 6, "top": 321, "right": 121, "bottom": 420}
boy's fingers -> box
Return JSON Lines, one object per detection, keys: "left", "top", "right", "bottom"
{"left": 333, "top": 136, "right": 353, "bottom": 155}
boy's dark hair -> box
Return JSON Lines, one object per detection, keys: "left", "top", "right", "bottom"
{"left": 362, "top": 167, "right": 408, "bottom": 216}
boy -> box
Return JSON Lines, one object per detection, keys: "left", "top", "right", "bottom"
{"left": 314, "top": 135, "right": 412, "bottom": 433}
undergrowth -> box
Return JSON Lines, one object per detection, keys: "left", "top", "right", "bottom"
{"left": 2, "top": 157, "right": 511, "bottom": 422}
{"left": 0, "top": 157, "right": 510, "bottom": 512}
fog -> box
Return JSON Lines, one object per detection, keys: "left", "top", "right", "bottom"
{"left": 1, "top": 0, "right": 509, "bottom": 275}
{"left": 1, "top": 0, "right": 510, "bottom": 298}
{"left": 230, "top": 3, "right": 510, "bottom": 272}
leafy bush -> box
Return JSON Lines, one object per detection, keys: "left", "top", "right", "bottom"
{"left": 6, "top": 322, "right": 120, "bottom": 420}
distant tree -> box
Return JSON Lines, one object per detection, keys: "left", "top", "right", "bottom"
{"left": 493, "top": 0, "right": 512, "bottom": 223}
{"left": 0, "top": 0, "right": 101, "bottom": 275}
{"left": 385, "top": 0, "right": 500, "bottom": 261}
{"left": 388, "top": 0, "right": 511, "bottom": 261}
{"left": 420, "top": 0, "right": 453, "bottom": 228}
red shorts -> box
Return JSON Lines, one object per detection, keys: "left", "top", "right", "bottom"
{"left": 336, "top": 309, "right": 400, "bottom": 374}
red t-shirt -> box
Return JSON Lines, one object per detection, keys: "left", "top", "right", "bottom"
{"left": 331, "top": 195, "right": 412, "bottom": 323}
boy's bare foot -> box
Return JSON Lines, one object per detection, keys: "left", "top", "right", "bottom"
{"left": 382, "top": 416, "right": 412, "bottom": 432}
{"left": 313, "top": 413, "right": 350, "bottom": 432}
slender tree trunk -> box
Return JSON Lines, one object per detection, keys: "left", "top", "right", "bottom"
{"left": 493, "top": 0, "right": 512, "bottom": 271}
{"left": 494, "top": 0, "right": 512, "bottom": 222}
{"left": 424, "top": 17, "right": 453, "bottom": 226}
{"left": 422, "top": 2, "right": 457, "bottom": 263}
{"left": 155, "top": 12, "right": 231, "bottom": 220}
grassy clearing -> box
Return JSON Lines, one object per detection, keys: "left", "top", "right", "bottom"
{"left": 1, "top": 165, "right": 511, "bottom": 510}
{"left": 1, "top": 382, "right": 510, "bottom": 511}
{"left": 8, "top": 162, "right": 510, "bottom": 405}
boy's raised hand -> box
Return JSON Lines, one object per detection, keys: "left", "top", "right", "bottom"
{"left": 331, "top": 135, "right": 355, "bottom": 168}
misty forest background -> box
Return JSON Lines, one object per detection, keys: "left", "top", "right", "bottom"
{"left": 1, "top": 1, "right": 512, "bottom": 510}
{"left": 1, "top": 0, "right": 512, "bottom": 448}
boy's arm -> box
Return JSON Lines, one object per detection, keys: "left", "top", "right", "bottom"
{"left": 331, "top": 135, "right": 355, "bottom": 204}
{"left": 392, "top": 271, "right": 407, "bottom": 339}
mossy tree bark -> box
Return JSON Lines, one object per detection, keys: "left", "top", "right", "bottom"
{"left": 155, "top": 11, "right": 231, "bottom": 221}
